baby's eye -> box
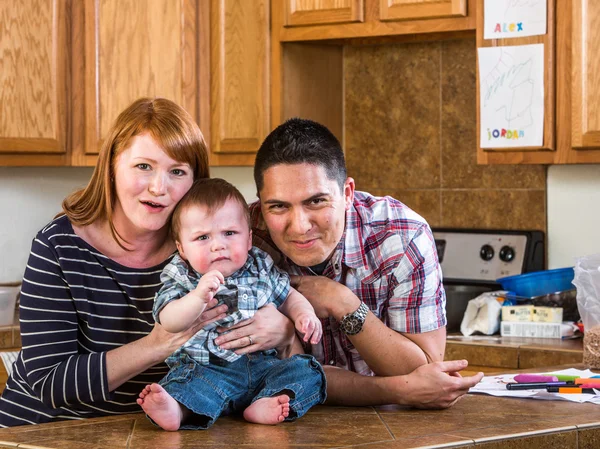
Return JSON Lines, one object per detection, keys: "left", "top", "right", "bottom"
{"left": 197, "top": 235, "right": 208, "bottom": 241}
{"left": 225, "top": 231, "right": 236, "bottom": 236}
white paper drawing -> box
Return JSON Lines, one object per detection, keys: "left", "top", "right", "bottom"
{"left": 478, "top": 44, "right": 545, "bottom": 148}
{"left": 484, "top": 0, "right": 547, "bottom": 39}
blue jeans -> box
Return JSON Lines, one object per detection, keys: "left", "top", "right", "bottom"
{"left": 158, "top": 350, "right": 327, "bottom": 430}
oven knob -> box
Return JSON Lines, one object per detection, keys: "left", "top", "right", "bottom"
{"left": 480, "top": 244, "right": 495, "bottom": 261}
{"left": 499, "top": 245, "right": 515, "bottom": 262}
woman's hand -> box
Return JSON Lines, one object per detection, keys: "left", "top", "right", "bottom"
{"left": 214, "top": 304, "right": 296, "bottom": 356}
{"left": 146, "top": 297, "right": 228, "bottom": 360}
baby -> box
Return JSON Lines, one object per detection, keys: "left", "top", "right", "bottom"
{"left": 137, "top": 178, "right": 326, "bottom": 430}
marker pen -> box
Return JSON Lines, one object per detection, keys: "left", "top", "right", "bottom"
{"left": 546, "top": 387, "right": 598, "bottom": 394}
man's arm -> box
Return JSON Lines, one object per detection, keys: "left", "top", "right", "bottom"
{"left": 291, "top": 276, "right": 442, "bottom": 376}
{"left": 323, "top": 360, "right": 483, "bottom": 408}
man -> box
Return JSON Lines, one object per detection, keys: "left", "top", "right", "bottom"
{"left": 215, "top": 118, "right": 483, "bottom": 408}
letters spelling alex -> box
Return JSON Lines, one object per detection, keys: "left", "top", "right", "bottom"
{"left": 494, "top": 22, "right": 524, "bottom": 33}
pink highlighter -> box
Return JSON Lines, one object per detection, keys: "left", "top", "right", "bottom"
{"left": 514, "top": 374, "right": 559, "bottom": 383}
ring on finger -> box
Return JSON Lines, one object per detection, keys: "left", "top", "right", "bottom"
{"left": 248, "top": 335, "right": 254, "bottom": 346}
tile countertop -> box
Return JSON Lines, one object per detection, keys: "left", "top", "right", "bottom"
{"left": 1, "top": 348, "right": 600, "bottom": 448}
{"left": 0, "top": 377, "right": 599, "bottom": 448}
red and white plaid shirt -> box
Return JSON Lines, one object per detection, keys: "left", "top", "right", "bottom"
{"left": 250, "top": 191, "right": 446, "bottom": 376}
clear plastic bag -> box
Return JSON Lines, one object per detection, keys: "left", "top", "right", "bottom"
{"left": 573, "top": 254, "right": 600, "bottom": 368}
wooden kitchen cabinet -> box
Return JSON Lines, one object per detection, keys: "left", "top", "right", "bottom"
{"left": 568, "top": 0, "right": 600, "bottom": 155}
{"left": 0, "top": 0, "right": 70, "bottom": 166}
{"left": 2, "top": 0, "right": 267, "bottom": 167}
{"left": 71, "top": 0, "right": 201, "bottom": 166}
{"left": 277, "top": 0, "right": 474, "bottom": 42}
{"left": 207, "top": 0, "right": 270, "bottom": 166}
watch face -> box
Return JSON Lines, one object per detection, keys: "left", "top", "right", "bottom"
{"left": 343, "top": 317, "right": 362, "bottom": 335}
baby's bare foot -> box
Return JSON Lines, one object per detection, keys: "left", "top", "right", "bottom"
{"left": 137, "top": 383, "right": 183, "bottom": 431}
{"left": 243, "top": 394, "right": 291, "bottom": 425}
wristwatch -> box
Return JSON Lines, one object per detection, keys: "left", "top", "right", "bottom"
{"left": 339, "top": 302, "right": 369, "bottom": 336}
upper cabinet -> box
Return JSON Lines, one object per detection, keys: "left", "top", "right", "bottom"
{"left": 277, "top": 0, "right": 474, "bottom": 41}
{"left": 208, "top": 0, "right": 270, "bottom": 166}
{"left": 72, "top": 0, "right": 200, "bottom": 166}
{"left": 1, "top": 0, "right": 269, "bottom": 167}
{"left": 570, "top": 0, "right": 600, "bottom": 152}
{"left": 0, "top": 0, "right": 70, "bottom": 166}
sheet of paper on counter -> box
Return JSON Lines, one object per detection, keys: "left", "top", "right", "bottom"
{"left": 484, "top": 0, "right": 547, "bottom": 39}
{"left": 478, "top": 44, "right": 545, "bottom": 149}
{"left": 469, "top": 368, "right": 600, "bottom": 405}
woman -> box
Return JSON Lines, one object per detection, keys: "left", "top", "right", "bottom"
{"left": 0, "top": 98, "right": 228, "bottom": 426}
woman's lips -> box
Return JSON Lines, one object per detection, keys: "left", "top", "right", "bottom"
{"left": 141, "top": 200, "right": 166, "bottom": 212}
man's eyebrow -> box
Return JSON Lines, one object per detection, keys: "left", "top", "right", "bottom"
{"left": 263, "top": 192, "right": 330, "bottom": 205}
{"left": 302, "top": 192, "right": 330, "bottom": 203}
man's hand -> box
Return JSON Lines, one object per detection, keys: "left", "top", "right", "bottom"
{"left": 214, "top": 304, "right": 296, "bottom": 355}
{"left": 290, "top": 275, "right": 359, "bottom": 320}
{"left": 395, "top": 360, "right": 484, "bottom": 409}
{"left": 295, "top": 311, "right": 323, "bottom": 344}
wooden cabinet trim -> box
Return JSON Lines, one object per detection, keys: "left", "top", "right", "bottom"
{"left": 379, "top": 0, "right": 467, "bottom": 22}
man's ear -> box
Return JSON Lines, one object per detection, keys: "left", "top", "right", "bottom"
{"left": 343, "top": 177, "right": 355, "bottom": 210}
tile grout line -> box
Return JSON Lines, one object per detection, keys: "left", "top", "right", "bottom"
{"left": 439, "top": 41, "right": 444, "bottom": 226}
{"left": 125, "top": 418, "right": 136, "bottom": 449}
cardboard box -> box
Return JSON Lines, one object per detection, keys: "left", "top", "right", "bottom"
{"left": 532, "top": 307, "right": 563, "bottom": 323}
{"left": 502, "top": 305, "right": 534, "bottom": 322}
{"left": 500, "top": 321, "right": 563, "bottom": 339}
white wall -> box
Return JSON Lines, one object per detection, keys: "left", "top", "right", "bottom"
{"left": 0, "top": 166, "right": 255, "bottom": 283}
{"left": 547, "top": 165, "right": 600, "bottom": 269}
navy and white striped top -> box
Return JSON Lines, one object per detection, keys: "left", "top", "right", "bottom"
{"left": 0, "top": 215, "right": 171, "bottom": 427}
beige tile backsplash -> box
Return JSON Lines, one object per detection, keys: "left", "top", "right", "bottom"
{"left": 344, "top": 38, "right": 546, "bottom": 232}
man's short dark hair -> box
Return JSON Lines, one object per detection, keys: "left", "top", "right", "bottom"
{"left": 254, "top": 118, "right": 347, "bottom": 193}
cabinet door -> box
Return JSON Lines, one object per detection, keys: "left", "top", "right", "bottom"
{"left": 571, "top": 0, "right": 600, "bottom": 149}
{"left": 284, "top": 0, "right": 364, "bottom": 27}
{"left": 0, "top": 0, "right": 69, "bottom": 166}
{"left": 75, "top": 0, "right": 199, "bottom": 166}
{"left": 380, "top": 0, "right": 466, "bottom": 21}
{"left": 209, "top": 0, "right": 270, "bottom": 165}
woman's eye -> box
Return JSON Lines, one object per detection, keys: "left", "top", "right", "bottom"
{"left": 171, "top": 168, "right": 186, "bottom": 176}
{"left": 136, "top": 163, "right": 151, "bottom": 170}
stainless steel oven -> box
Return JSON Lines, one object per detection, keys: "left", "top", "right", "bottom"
{"left": 432, "top": 229, "right": 545, "bottom": 332}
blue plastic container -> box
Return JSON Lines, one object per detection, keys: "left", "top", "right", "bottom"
{"left": 496, "top": 267, "right": 575, "bottom": 298}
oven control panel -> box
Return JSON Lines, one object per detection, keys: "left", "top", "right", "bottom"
{"left": 433, "top": 231, "right": 529, "bottom": 282}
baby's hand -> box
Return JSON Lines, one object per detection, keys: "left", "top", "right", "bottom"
{"left": 295, "top": 312, "right": 322, "bottom": 345}
{"left": 193, "top": 270, "right": 224, "bottom": 303}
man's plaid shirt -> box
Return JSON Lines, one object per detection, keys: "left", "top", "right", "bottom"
{"left": 250, "top": 191, "right": 446, "bottom": 376}
{"left": 153, "top": 247, "right": 290, "bottom": 367}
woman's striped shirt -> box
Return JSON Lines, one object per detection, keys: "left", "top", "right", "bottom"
{"left": 0, "top": 215, "right": 171, "bottom": 427}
